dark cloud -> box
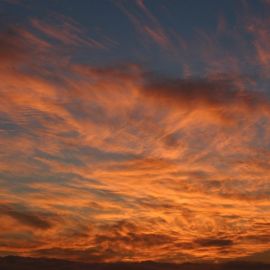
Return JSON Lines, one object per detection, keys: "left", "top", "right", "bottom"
{"left": 241, "top": 249, "right": 270, "bottom": 264}
{"left": 75, "top": 65, "right": 270, "bottom": 121}
{"left": 141, "top": 75, "right": 269, "bottom": 117}
{"left": 30, "top": 220, "right": 175, "bottom": 262}
{"left": 194, "top": 238, "right": 233, "bottom": 247}
{"left": 0, "top": 26, "right": 26, "bottom": 65}
{"left": 95, "top": 220, "right": 174, "bottom": 249}
{"left": 0, "top": 232, "right": 44, "bottom": 249}
{"left": 32, "top": 245, "right": 132, "bottom": 263}
{"left": 95, "top": 232, "right": 173, "bottom": 249}
{"left": 0, "top": 204, "right": 54, "bottom": 230}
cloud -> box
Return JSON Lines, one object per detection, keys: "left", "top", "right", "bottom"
{"left": 141, "top": 75, "right": 270, "bottom": 122}
{"left": 32, "top": 247, "right": 110, "bottom": 262}
{"left": 116, "top": 0, "right": 173, "bottom": 50}
{"left": 0, "top": 204, "right": 53, "bottom": 230}
{"left": 0, "top": 26, "right": 27, "bottom": 65}
{"left": 95, "top": 220, "right": 174, "bottom": 250}
{"left": 242, "top": 249, "right": 270, "bottom": 264}
{"left": 0, "top": 6, "right": 270, "bottom": 265}
{"left": 0, "top": 232, "right": 44, "bottom": 250}
{"left": 31, "top": 16, "right": 104, "bottom": 49}
{"left": 194, "top": 238, "right": 233, "bottom": 247}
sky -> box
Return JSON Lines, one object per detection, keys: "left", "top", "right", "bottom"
{"left": 0, "top": 0, "right": 270, "bottom": 265}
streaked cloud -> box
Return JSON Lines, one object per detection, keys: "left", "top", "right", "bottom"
{"left": 0, "top": 204, "right": 54, "bottom": 230}
{"left": 0, "top": 1, "right": 270, "bottom": 265}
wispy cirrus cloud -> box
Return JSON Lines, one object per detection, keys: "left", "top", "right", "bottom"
{"left": 0, "top": 2, "right": 270, "bottom": 264}
{"left": 116, "top": 0, "right": 173, "bottom": 50}
{"left": 31, "top": 16, "right": 105, "bottom": 49}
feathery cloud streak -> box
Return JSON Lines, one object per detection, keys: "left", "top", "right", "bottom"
{"left": 0, "top": 0, "right": 270, "bottom": 264}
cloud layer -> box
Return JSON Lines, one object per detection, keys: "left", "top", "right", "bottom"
{"left": 0, "top": 1, "right": 270, "bottom": 264}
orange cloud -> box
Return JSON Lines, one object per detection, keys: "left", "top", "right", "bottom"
{"left": 0, "top": 8, "right": 270, "bottom": 265}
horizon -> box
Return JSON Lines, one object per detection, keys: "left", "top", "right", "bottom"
{"left": 0, "top": 0, "right": 270, "bottom": 266}
{"left": 1, "top": 255, "right": 270, "bottom": 265}
{"left": 0, "top": 256, "right": 270, "bottom": 270}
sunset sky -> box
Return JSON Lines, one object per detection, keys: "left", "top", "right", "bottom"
{"left": 0, "top": 0, "right": 270, "bottom": 265}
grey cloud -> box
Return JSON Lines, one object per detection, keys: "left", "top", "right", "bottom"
{"left": 0, "top": 204, "right": 55, "bottom": 230}
{"left": 194, "top": 238, "right": 233, "bottom": 247}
